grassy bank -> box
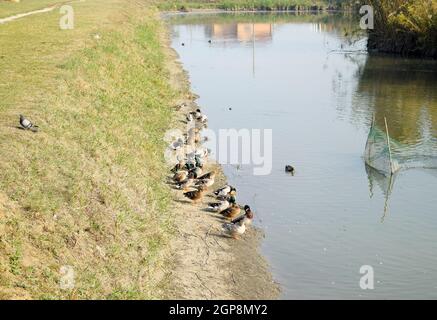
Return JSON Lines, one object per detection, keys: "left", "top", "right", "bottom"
{"left": 368, "top": 0, "right": 437, "bottom": 58}
{"left": 0, "top": 0, "right": 66, "bottom": 18}
{"left": 0, "top": 0, "right": 177, "bottom": 299}
{"left": 158, "top": 0, "right": 337, "bottom": 12}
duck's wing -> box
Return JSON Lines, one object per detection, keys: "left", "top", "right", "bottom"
{"left": 230, "top": 215, "right": 245, "bottom": 224}
{"left": 221, "top": 223, "right": 235, "bottom": 233}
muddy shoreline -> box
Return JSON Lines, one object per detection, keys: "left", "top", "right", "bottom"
{"left": 160, "top": 16, "right": 280, "bottom": 300}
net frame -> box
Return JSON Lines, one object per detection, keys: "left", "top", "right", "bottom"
{"left": 364, "top": 115, "right": 398, "bottom": 176}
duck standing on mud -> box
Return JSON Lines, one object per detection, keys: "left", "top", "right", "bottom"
{"left": 184, "top": 185, "right": 207, "bottom": 204}
{"left": 207, "top": 195, "right": 236, "bottom": 212}
{"left": 173, "top": 170, "right": 189, "bottom": 183}
{"left": 219, "top": 203, "right": 241, "bottom": 221}
{"left": 197, "top": 171, "right": 216, "bottom": 181}
{"left": 195, "top": 170, "right": 216, "bottom": 187}
{"left": 176, "top": 171, "right": 197, "bottom": 191}
{"left": 231, "top": 205, "right": 254, "bottom": 226}
{"left": 213, "top": 185, "right": 236, "bottom": 197}
{"left": 222, "top": 219, "right": 246, "bottom": 240}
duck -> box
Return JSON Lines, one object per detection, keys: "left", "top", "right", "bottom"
{"left": 173, "top": 170, "right": 188, "bottom": 183}
{"left": 195, "top": 155, "right": 205, "bottom": 168}
{"left": 231, "top": 205, "right": 254, "bottom": 226}
{"left": 184, "top": 185, "right": 207, "bottom": 203}
{"left": 222, "top": 219, "right": 246, "bottom": 239}
{"left": 186, "top": 134, "right": 196, "bottom": 147}
{"left": 187, "top": 127, "right": 199, "bottom": 137}
{"left": 198, "top": 171, "right": 216, "bottom": 181}
{"left": 285, "top": 165, "right": 295, "bottom": 175}
{"left": 213, "top": 185, "right": 236, "bottom": 197}
{"left": 189, "top": 109, "right": 202, "bottom": 119}
{"left": 197, "top": 114, "right": 208, "bottom": 124}
{"left": 190, "top": 166, "right": 203, "bottom": 177}
{"left": 171, "top": 138, "right": 185, "bottom": 151}
{"left": 171, "top": 160, "right": 185, "bottom": 174}
{"left": 186, "top": 113, "right": 194, "bottom": 122}
{"left": 196, "top": 177, "right": 215, "bottom": 188}
{"left": 207, "top": 195, "right": 236, "bottom": 212}
{"left": 185, "top": 157, "right": 196, "bottom": 170}
{"left": 219, "top": 203, "right": 241, "bottom": 220}
{"left": 216, "top": 189, "right": 237, "bottom": 201}
{"left": 177, "top": 171, "right": 197, "bottom": 191}
{"left": 188, "top": 147, "right": 208, "bottom": 161}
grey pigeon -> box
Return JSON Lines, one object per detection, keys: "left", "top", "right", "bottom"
{"left": 19, "top": 115, "right": 38, "bottom": 132}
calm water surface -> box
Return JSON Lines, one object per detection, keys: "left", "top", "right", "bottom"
{"left": 168, "top": 12, "right": 437, "bottom": 299}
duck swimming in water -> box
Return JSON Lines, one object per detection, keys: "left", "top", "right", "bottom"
{"left": 285, "top": 165, "right": 295, "bottom": 175}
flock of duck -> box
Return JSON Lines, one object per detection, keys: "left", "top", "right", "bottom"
{"left": 169, "top": 107, "right": 254, "bottom": 239}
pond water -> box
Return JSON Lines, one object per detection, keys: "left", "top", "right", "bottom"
{"left": 168, "top": 12, "right": 437, "bottom": 299}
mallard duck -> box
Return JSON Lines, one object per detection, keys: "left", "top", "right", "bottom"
{"left": 186, "top": 113, "right": 194, "bottom": 122}
{"left": 222, "top": 219, "right": 246, "bottom": 239}
{"left": 196, "top": 177, "right": 215, "bottom": 188}
{"left": 171, "top": 160, "right": 185, "bottom": 174}
{"left": 219, "top": 203, "right": 241, "bottom": 220}
{"left": 173, "top": 170, "right": 188, "bottom": 183}
{"left": 216, "top": 189, "right": 237, "bottom": 201}
{"left": 207, "top": 195, "right": 236, "bottom": 212}
{"left": 214, "top": 185, "right": 236, "bottom": 197}
{"left": 198, "top": 171, "right": 216, "bottom": 181}
{"left": 177, "top": 172, "right": 197, "bottom": 191}
{"left": 195, "top": 155, "right": 204, "bottom": 168}
{"left": 190, "top": 166, "right": 203, "bottom": 177}
{"left": 231, "top": 205, "right": 254, "bottom": 226}
{"left": 185, "top": 161, "right": 195, "bottom": 171}
{"left": 189, "top": 109, "right": 202, "bottom": 119}
{"left": 197, "top": 114, "right": 208, "bottom": 124}
{"left": 183, "top": 185, "right": 207, "bottom": 203}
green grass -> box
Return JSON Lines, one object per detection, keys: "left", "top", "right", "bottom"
{"left": 0, "top": 0, "right": 67, "bottom": 18}
{"left": 0, "top": 0, "right": 177, "bottom": 299}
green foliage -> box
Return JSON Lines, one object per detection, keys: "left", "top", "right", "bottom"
{"left": 368, "top": 0, "right": 437, "bottom": 57}
{"left": 158, "top": 0, "right": 336, "bottom": 11}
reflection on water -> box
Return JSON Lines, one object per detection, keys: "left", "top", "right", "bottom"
{"left": 169, "top": 12, "right": 437, "bottom": 299}
{"left": 207, "top": 23, "right": 273, "bottom": 43}
{"left": 355, "top": 56, "right": 437, "bottom": 146}
{"left": 365, "top": 164, "right": 395, "bottom": 223}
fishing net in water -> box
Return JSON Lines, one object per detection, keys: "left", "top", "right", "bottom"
{"left": 364, "top": 116, "right": 437, "bottom": 175}
{"left": 364, "top": 116, "right": 400, "bottom": 175}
